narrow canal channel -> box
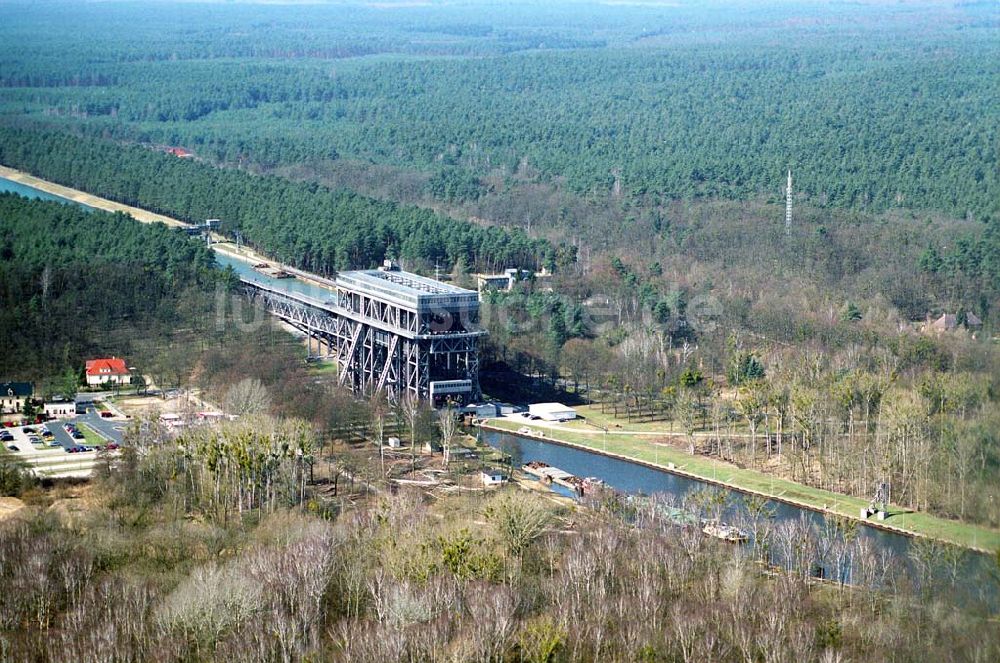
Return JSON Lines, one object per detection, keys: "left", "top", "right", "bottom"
{"left": 483, "top": 428, "right": 998, "bottom": 610}
{"left": 1, "top": 174, "right": 328, "bottom": 301}
{"left": 0, "top": 176, "right": 91, "bottom": 205}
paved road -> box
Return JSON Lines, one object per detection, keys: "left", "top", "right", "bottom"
{"left": 77, "top": 412, "right": 126, "bottom": 444}
{"left": 48, "top": 422, "right": 76, "bottom": 449}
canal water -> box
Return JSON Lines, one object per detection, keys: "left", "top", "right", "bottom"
{"left": 213, "top": 252, "right": 335, "bottom": 302}
{"left": 0, "top": 174, "right": 331, "bottom": 301}
{"left": 484, "top": 429, "right": 998, "bottom": 609}
{"left": 0, "top": 175, "right": 92, "bottom": 207}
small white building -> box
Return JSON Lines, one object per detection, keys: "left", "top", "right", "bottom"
{"left": 528, "top": 402, "right": 578, "bottom": 422}
{"left": 386, "top": 436, "right": 402, "bottom": 449}
{"left": 43, "top": 399, "right": 75, "bottom": 419}
{"left": 481, "top": 469, "right": 506, "bottom": 487}
{"left": 476, "top": 269, "right": 520, "bottom": 294}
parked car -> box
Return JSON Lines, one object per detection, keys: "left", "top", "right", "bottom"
{"left": 6, "top": 445, "right": 19, "bottom": 452}
{"left": 48, "top": 440, "right": 61, "bottom": 447}
{"left": 106, "top": 443, "right": 120, "bottom": 451}
{"left": 0, "top": 432, "right": 13, "bottom": 442}
{"left": 28, "top": 435, "right": 42, "bottom": 444}
{"left": 42, "top": 430, "right": 54, "bottom": 440}
{"left": 72, "top": 432, "right": 85, "bottom": 440}
{"left": 21, "top": 426, "right": 36, "bottom": 434}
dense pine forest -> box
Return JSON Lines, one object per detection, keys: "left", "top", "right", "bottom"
{"left": 0, "top": 128, "right": 556, "bottom": 274}
{"left": 0, "top": 194, "right": 218, "bottom": 388}
{"left": 0, "top": 2, "right": 996, "bottom": 219}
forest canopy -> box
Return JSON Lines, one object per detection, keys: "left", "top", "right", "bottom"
{"left": 0, "top": 1, "right": 996, "bottom": 220}
{"left": 0, "top": 193, "right": 217, "bottom": 384}
{"left": 0, "top": 128, "right": 557, "bottom": 274}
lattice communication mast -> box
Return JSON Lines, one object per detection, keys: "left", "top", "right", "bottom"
{"left": 784, "top": 170, "right": 793, "bottom": 236}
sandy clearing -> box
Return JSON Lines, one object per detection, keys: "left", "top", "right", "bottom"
{"left": 0, "top": 497, "right": 26, "bottom": 521}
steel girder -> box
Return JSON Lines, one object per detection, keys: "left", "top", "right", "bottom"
{"left": 242, "top": 279, "right": 481, "bottom": 403}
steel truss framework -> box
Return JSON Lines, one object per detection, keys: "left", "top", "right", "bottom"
{"left": 242, "top": 277, "right": 483, "bottom": 404}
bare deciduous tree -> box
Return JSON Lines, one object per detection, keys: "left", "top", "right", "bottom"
{"left": 224, "top": 377, "right": 271, "bottom": 416}
{"left": 438, "top": 405, "right": 457, "bottom": 467}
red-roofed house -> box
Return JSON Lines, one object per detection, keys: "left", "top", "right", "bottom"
{"left": 165, "top": 146, "right": 194, "bottom": 158}
{"left": 85, "top": 357, "right": 132, "bottom": 386}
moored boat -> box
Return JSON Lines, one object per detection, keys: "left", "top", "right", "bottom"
{"left": 702, "top": 520, "right": 749, "bottom": 543}
{"left": 253, "top": 262, "right": 293, "bottom": 278}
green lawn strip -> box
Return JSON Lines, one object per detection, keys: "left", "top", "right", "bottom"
{"left": 569, "top": 404, "right": 753, "bottom": 435}
{"left": 76, "top": 422, "right": 108, "bottom": 447}
{"left": 486, "top": 418, "right": 1000, "bottom": 552}
{"left": 566, "top": 405, "right": 679, "bottom": 433}
{"left": 307, "top": 361, "right": 338, "bottom": 376}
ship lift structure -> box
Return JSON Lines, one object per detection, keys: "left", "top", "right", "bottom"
{"left": 242, "top": 262, "right": 484, "bottom": 406}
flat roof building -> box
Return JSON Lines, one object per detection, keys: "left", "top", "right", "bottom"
{"left": 528, "top": 402, "right": 578, "bottom": 422}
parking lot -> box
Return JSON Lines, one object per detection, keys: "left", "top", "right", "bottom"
{"left": 2, "top": 413, "right": 124, "bottom": 479}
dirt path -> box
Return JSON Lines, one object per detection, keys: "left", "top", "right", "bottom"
{"left": 1, "top": 165, "right": 339, "bottom": 295}
{"left": 0, "top": 164, "right": 188, "bottom": 228}
{"left": 502, "top": 415, "right": 752, "bottom": 438}
{"left": 0, "top": 497, "right": 25, "bottom": 521}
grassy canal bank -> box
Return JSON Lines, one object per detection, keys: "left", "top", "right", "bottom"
{"left": 483, "top": 417, "right": 1000, "bottom": 554}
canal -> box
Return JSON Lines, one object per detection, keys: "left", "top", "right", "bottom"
{"left": 483, "top": 428, "right": 998, "bottom": 610}
{"left": 1, "top": 174, "right": 330, "bottom": 301}
{"left": 0, "top": 175, "right": 93, "bottom": 206}
{"left": 213, "top": 252, "right": 335, "bottom": 301}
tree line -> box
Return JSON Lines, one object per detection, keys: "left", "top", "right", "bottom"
{"left": 0, "top": 128, "right": 558, "bottom": 274}
{"left": 0, "top": 428, "right": 997, "bottom": 661}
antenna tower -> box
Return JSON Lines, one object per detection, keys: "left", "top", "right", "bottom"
{"left": 785, "top": 169, "right": 793, "bottom": 235}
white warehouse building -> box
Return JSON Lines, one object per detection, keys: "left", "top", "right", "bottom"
{"left": 528, "top": 402, "right": 578, "bottom": 422}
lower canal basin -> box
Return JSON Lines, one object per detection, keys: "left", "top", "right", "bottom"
{"left": 483, "top": 428, "right": 998, "bottom": 611}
